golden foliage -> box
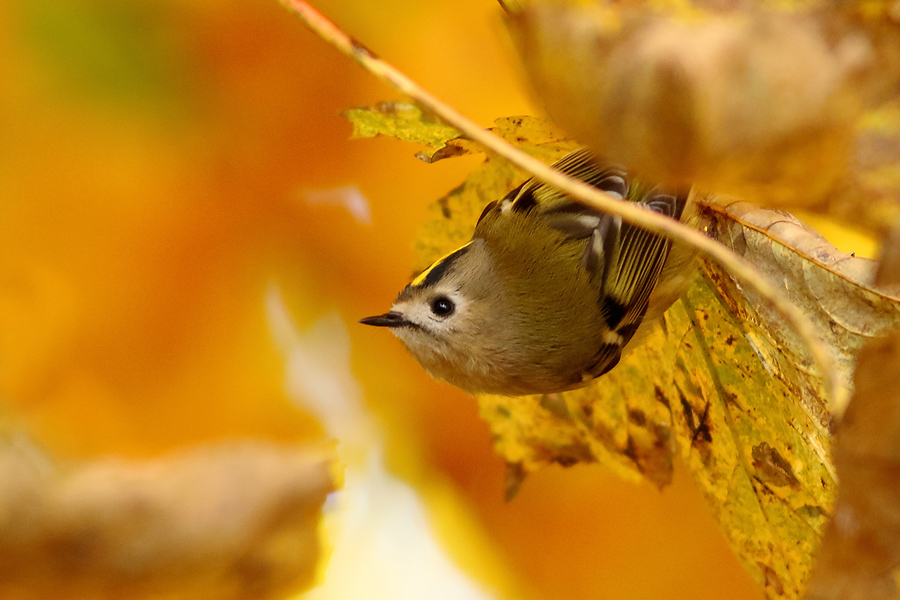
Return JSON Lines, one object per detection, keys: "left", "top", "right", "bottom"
{"left": 347, "top": 102, "right": 900, "bottom": 598}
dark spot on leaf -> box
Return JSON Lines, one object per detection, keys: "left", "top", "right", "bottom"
{"left": 695, "top": 418, "right": 712, "bottom": 444}
{"left": 758, "top": 563, "right": 785, "bottom": 596}
{"left": 654, "top": 385, "right": 670, "bottom": 409}
{"left": 725, "top": 335, "right": 736, "bottom": 345}
{"left": 504, "top": 463, "right": 526, "bottom": 502}
{"left": 582, "top": 405, "right": 594, "bottom": 418}
{"left": 653, "top": 422, "right": 672, "bottom": 445}
{"left": 628, "top": 409, "right": 647, "bottom": 427}
{"left": 438, "top": 197, "right": 452, "bottom": 219}
{"left": 422, "top": 143, "right": 470, "bottom": 163}
{"left": 679, "top": 392, "right": 695, "bottom": 432}
{"left": 623, "top": 435, "right": 638, "bottom": 461}
{"left": 752, "top": 442, "right": 801, "bottom": 489}
{"left": 495, "top": 405, "right": 511, "bottom": 418}
{"left": 539, "top": 394, "right": 569, "bottom": 419}
{"left": 690, "top": 401, "right": 712, "bottom": 447}
{"left": 555, "top": 455, "right": 579, "bottom": 467}
{"left": 799, "top": 504, "right": 828, "bottom": 519}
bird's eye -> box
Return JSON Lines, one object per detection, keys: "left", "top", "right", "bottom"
{"left": 430, "top": 296, "right": 455, "bottom": 317}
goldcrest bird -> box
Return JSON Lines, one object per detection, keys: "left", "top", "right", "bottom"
{"left": 361, "top": 148, "right": 697, "bottom": 396}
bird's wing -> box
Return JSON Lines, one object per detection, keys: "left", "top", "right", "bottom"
{"left": 494, "top": 148, "right": 688, "bottom": 376}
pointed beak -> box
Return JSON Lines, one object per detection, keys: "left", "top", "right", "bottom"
{"left": 359, "top": 311, "right": 406, "bottom": 328}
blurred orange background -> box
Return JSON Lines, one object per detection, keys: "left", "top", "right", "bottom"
{"left": 0, "top": 0, "right": 760, "bottom": 598}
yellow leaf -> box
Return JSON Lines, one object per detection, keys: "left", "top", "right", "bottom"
{"left": 343, "top": 101, "right": 460, "bottom": 148}
{"left": 355, "top": 105, "right": 900, "bottom": 599}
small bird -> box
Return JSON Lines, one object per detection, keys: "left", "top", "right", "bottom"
{"left": 361, "top": 148, "right": 697, "bottom": 396}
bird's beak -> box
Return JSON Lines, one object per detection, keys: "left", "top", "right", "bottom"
{"left": 359, "top": 311, "right": 406, "bottom": 328}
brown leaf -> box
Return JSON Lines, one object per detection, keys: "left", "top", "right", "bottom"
{"left": 826, "top": 101, "right": 900, "bottom": 236}
{"left": 803, "top": 332, "right": 900, "bottom": 600}
{"left": 0, "top": 435, "right": 334, "bottom": 600}
{"left": 804, "top": 231, "right": 900, "bottom": 600}
{"left": 700, "top": 198, "right": 900, "bottom": 419}
{"left": 506, "top": 3, "right": 884, "bottom": 207}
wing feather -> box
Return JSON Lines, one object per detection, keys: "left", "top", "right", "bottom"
{"left": 478, "top": 148, "right": 689, "bottom": 379}
{"left": 509, "top": 150, "right": 687, "bottom": 372}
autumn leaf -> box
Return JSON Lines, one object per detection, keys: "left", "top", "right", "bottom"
{"left": 503, "top": 1, "right": 900, "bottom": 211}
{"left": 343, "top": 101, "right": 460, "bottom": 149}
{"left": 345, "top": 103, "right": 573, "bottom": 164}
{"left": 804, "top": 242, "right": 900, "bottom": 600}
{"left": 426, "top": 165, "right": 838, "bottom": 599}
{"left": 0, "top": 434, "right": 334, "bottom": 600}
{"left": 827, "top": 100, "right": 900, "bottom": 236}
{"left": 341, "top": 103, "right": 900, "bottom": 598}
{"left": 803, "top": 332, "right": 900, "bottom": 600}
{"left": 289, "top": 1, "right": 900, "bottom": 597}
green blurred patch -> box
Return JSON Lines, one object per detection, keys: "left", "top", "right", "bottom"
{"left": 17, "top": 0, "right": 192, "bottom": 112}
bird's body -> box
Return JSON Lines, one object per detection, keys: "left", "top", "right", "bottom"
{"left": 361, "top": 148, "right": 697, "bottom": 396}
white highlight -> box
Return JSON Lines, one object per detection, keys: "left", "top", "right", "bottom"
{"left": 265, "top": 286, "right": 497, "bottom": 600}
{"left": 302, "top": 186, "right": 372, "bottom": 225}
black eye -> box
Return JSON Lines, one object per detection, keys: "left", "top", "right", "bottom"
{"left": 430, "top": 296, "right": 455, "bottom": 317}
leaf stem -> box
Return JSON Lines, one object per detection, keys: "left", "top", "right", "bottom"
{"left": 279, "top": 0, "right": 847, "bottom": 412}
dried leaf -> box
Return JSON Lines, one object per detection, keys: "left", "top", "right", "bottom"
{"left": 700, "top": 200, "right": 900, "bottom": 412}
{"left": 803, "top": 333, "right": 900, "bottom": 600}
{"left": 0, "top": 435, "right": 334, "bottom": 600}
{"left": 505, "top": 3, "right": 893, "bottom": 209}
{"left": 804, "top": 236, "right": 900, "bottom": 600}
{"left": 826, "top": 101, "right": 900, "bottom": 236}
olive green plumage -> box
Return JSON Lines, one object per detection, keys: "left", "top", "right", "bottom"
{"left": 361, "top": 148, "right": 698, "bottom": 396}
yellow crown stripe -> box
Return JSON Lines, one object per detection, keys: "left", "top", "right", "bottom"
{"left": 411, "top": 241, "right": 474, "bottom": 287}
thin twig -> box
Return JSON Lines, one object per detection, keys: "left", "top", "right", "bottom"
{"left": 279, "top": 0, "right": 847, "bottom": 412}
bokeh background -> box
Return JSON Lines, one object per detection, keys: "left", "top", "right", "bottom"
{"left": 0, "top": 0, "right": 762, "bottom": 598}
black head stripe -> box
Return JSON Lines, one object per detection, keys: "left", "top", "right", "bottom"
{"left": 413, "top": 244, "right": 471, "bottom": 289}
